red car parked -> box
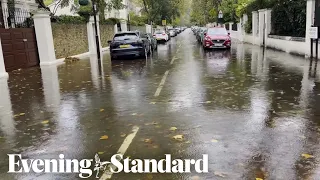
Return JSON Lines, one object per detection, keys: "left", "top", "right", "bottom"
{"left": 202, "top": 27, "right": 231, "bottom": 49}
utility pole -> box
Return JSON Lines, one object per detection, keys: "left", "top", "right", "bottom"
{"left": 92, "top": 0, "right": 101, "bottom": 62}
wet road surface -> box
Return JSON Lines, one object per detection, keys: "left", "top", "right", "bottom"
{"left": 1, "top": 29, "right": 320, "bottom": 179}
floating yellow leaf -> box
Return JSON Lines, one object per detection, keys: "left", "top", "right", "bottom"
{"left": 170, "top": 127, "right": 178, "bottom": 131}
{"left": 100, "top": 109, "right": 105, "bottom": 112}
{"left": 256, "top": 178, "right": 263, "bottom": 180}
{"left": 149, "top": 102, "right": 156, "bottom": 105}
{"left": 98, "top": 152, "right": 104, "bottom": 155}
{"left": 301, "top": 153, "right": 314, "bottom": 159}
{"left": 131, "top": 113, "right": 137, "bottom": 116}
{"left": 172, "top": 135, "right": 183, "bottom": 141}
{"left": 19, "top": 113, "right": 25, "bottom": 116}
{"left": 120, "top": 133, "right": 126, "bottom": 137}
{"left": 100, "top": 135, "right": 109, "bottom": 140}
{"left": 144, "top": 139, "right": 152, "bottom": 143}
{"left": 41, "top": 120, "right": 49, "bottom": 124}
{"left": 211, "top": 139, "right": 219, "bottom": 143}
{"left": 205, "top": 101, "right": 212, "bottom": 104}
{"left": 214, "top": 171, "right": 227, "bottom": 177}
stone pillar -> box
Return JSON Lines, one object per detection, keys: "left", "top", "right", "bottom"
{"left": 33, "top": 10, "right": 57, "bottom": 65}
{"left": 87, "top": 15, "right": 102, "bottom": 55}
{"left": 0, "top": 38, "right": 8, "bottom": 79}
{"left": 252, "top": 11, "right": 258, "bottom": 45}
{"left": 146, "top": 24, "right": 152, "bottom": 33}
{"left": 120, "top": 20, "right": 127, "bottom": 32}
{"left": 114, "top": 24, "right": 118, "bottom": 34}
{"left": 258, "top": 9, "right": 266, "bottom": 46}
{"left": 264, "top": 9, "right": 272, "bottom": 46}
{"left": 306, "top": 0, "right": 315, "bottom": 57}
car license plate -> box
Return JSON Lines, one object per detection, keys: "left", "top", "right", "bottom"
{"left": 120, "top": 44, "right": 130, "bottom": 48}
{"left": 215, "top": 43, "right": 223, "bottom": 47}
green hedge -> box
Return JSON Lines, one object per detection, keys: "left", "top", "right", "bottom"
{"left": 51, "top": 15, "right": 87, "bottom": 24}
{"left": 271, "top": 0, "right": 306, "bottom": 37}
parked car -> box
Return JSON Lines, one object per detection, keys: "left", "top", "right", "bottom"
{"left": 108, "top": 31, "right": 151, "bottom": 60}
{"left": 168, "top": 28, "right": 177, "bottom": 37}
{"left": 175, "top": 27, "right": 181, "bottom": 34}
{"left": 146, "top": 33, "right": 158, "bottom": 51}
{"left": 153, "top": 30, "right": 170, "bottom": 42}
{"left": 196, "top": 27, "right": 207, "bottom": 42}
{"left": 202, "top": 27, "right": 231, "bottom": 49}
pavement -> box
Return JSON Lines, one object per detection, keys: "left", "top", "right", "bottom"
{"left": 1, "top": 29, "right": 320, "bottom": 180}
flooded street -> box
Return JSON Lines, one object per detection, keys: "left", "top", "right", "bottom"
{"left": 1, "top": 29, "right": 320, "bottom": 180}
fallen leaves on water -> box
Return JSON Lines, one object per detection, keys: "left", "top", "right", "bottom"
{"left": 131, "top": 113, "right": 137, "bottom": 116}
{"left": 214, "top": 171, "right": 227, "bottom": 178}
{"left": 120, "top": 133, "right": 126, "bottom": 137}
{"left": 98, "top": 152, "right": 104, "bottom": 155}
{"left": 152, "top": 145, "right": 159, "bottom": 149}
{"left": 146, "top": 174, "right": 153, "bottom": 179}
{"left": 100, "top": 109, "right": 105, "bottom": 112}
{"left": 170, "top": 127, "right": 178, "bottom": 131}
{"left": 19, "top": 113, "right": 25, "bottom": 116}
{"left": 144, "top": 139, "right": 152, "bottom": 143}
{"left": 100, "top": 135, "right": 109, "bottom": 140}
{"left": 41, "top": 120, "right": 49, "bottom": 124}
{"left": 149, "top": 102, "right": 156, "bottom": 105}
{"left": 145, "top": 122, "right": 158, "bottom": 126}
{"left": 172, "top": 135, "right": 183, "bottom": 141}
{"left": 191, "top": 176, "right": 201, "bottom": 180}
{"left": 211, "top": 139, "right": 219, "bottom": 143}
{"left": 301, "top": 153, "right": 314, "bottom": 159}
{"left": 205, "top": 101, "right": 212, "bottom": 104}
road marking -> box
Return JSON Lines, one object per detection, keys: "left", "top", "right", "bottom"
{"left": 99, "top": 126, "right": 140, "bottom": 180}
{"left": 170, "top": 56, "right": 177, "bottom": 65}
{"left": 154, "top": 70, "right": 170, "bottom": 97}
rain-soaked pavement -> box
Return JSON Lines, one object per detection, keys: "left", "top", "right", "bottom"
{"left": 1, "top": 29, "right": 320, "bottom": 180}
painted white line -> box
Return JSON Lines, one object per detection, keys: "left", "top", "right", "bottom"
{"left": 170, "top": 56, "right": 177, "bottom": 65}
{"left": 154, "top": 70, "right": 170, "bottom": 97}
{"left": 99, "top": 126, "right": 140, "bottom": 180}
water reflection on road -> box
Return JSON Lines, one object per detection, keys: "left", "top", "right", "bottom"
{"left": 0, "top": 30, "right": 320, "bottom": 179}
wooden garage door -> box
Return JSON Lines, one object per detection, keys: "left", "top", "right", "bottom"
{"left": 0, "top": 28, "right": 39, "bottom": 72}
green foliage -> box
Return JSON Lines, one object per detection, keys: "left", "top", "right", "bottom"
{"left": 129, "top": 12, "right": 148, "bottom": 26}
{"left": 51, "top": 15, "right": 87, "bottom": 24}
{"left": 77, "top": 4, "right": 93, "bottom": 20}
{"left": 101, "top": 18, "right": 121, "bottom": 25}
{"left": 244, "top": 20, "right": 252, "bottom": 33}
{"left": 271, "top": 0, "right": 306, "bottom": 37}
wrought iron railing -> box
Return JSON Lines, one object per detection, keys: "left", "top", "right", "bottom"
{"left": 1, "top": 7, "right": 34, "bottom": 28}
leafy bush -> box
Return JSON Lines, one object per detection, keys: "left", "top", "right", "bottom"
{"left": 77, "top": 5, "right": 93, "bottom": 20}
{"left": 244, "top": 21, "right": 252, "bottom": 33}
{"left": 271, "top": 0, "right": 306, "bottom": 37}
{"left": 101, "top": 18, "right": 121, "bottom": 25}
{"left": 51, "top": 15, "right": 87, "bottom": 24}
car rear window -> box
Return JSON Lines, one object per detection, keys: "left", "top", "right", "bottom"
{"left": 207, "top": 28, "right": 228, "bottom": 35}
{"left": 114, "top": 33, "right": 138, "bottom": 41}
{"left": 155, "top": 31, "right": 165, "bottom": 34}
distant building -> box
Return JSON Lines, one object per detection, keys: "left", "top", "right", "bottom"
{"left": 0, "top": 0, "right": 38, "bottom": 28}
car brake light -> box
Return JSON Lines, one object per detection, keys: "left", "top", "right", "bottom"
{"left": 162, "top": 33, "right": 166, "bottom": 35}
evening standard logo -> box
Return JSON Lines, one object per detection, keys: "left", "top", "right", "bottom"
{"left": 8, "top": 154, "right": 209, "bottom": 178}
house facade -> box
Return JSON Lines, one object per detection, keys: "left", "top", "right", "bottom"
{"left": 0, "top": 0, "right": 38, "bottom": 28}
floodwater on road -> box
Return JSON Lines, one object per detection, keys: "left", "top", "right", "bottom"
{"left": 0, "top": 29, "right": 320, "bottom": 180}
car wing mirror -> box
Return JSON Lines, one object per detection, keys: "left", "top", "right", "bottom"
{"left": 107, "top": 40, "right": 112, "bottom": 44}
